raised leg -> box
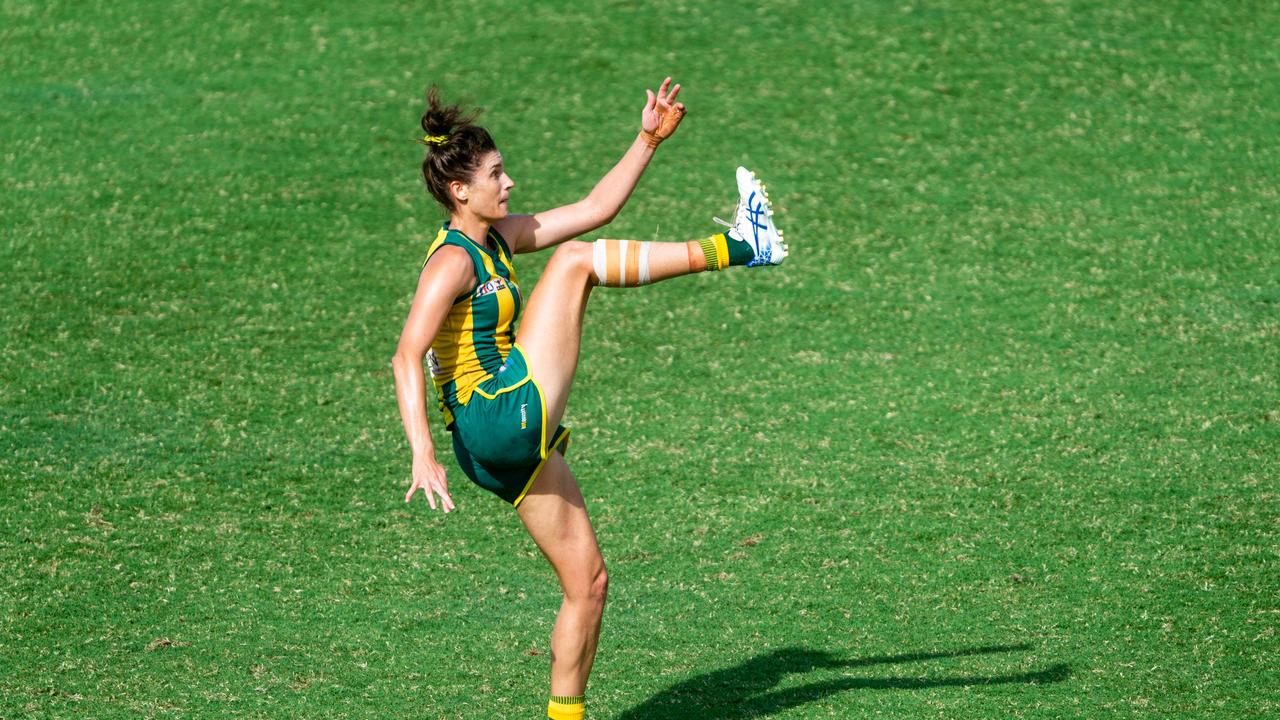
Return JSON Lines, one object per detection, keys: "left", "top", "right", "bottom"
{"left": 516, "top": 452, "right": 608, "bottom": 697}
{"left": 515, "top": 239, "right": 709, "bottom": 428}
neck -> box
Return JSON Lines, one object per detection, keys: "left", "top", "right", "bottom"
{"left": 450, "top": 213, "right": 490, "bottom": 247}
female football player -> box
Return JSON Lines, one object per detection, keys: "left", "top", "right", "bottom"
{"left": 391, "top": 77, "right": 786, "bottom": 720}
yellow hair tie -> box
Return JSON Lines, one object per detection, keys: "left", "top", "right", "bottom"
{"left": 421, "top": 134, "right": 449, "bottom": 147}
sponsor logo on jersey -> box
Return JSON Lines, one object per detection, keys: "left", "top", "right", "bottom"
{"left": 475, "top": 277, "right": 508, "bottom": 298}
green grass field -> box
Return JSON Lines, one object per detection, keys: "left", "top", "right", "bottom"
{"left": 3, "top": 1, "right": 1277, "bottom": 717}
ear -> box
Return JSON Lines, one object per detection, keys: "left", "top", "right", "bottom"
{"left": 449, "top": 179, "right": 469, "bottom": 204}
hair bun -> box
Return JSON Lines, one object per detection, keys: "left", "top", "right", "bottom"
{"left": 421, "top": 85, "right": 478, "bottom": 139}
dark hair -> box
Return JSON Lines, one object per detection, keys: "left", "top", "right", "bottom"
{"left": 420, "top": 86, "right": 497, "bottom": 211}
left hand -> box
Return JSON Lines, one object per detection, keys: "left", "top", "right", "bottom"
{"left": 641, "top": 77, "right": 685, "bottom": 147}
{"left": 405, "top": 450, "right": 455, "bottom": 513}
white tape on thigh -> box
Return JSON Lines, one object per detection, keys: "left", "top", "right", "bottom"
{"left": 592, "top": 238, "right": 608, "bottom": 285}
{"left": 617, "top": 240, "right": 630, "bottom": 287}
{"left": 638, "top": 241, "right": 651, "bottom": 285}
{"left": 592, "top": 238, "right": 652, "bottom": 287}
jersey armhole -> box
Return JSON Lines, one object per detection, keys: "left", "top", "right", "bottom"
{"left": 424, "top": 236, "right": 484, "bottom": 304}
{"left": 488, "top": 227, "right": 513, "bottom": 261}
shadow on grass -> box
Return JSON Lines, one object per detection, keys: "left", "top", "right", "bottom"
{"left": 617, "top": 644, "right": 1069, "bottom": 720}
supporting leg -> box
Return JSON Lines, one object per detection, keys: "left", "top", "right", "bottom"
{"left": 516, "top": 452, "right": 608, "bottom": 698}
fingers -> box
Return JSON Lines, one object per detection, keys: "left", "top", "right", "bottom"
{"left": 436, "top": 485, "right": 455, "bottom": 513}
{"left": 657, "top": 76, "right": 671, "bottom": 98}
{"left": 644, "top": 89, "right": 656, "bottom": 113}
{"left": 431, "top": 470, "right": 453, "bottom": 513}
{"left": 406, "top": 467, "right": 454, "bottom": 513}
{"left": 666, "top": 82, "right": 681, "bottom": 104}
{"left": 431, "top": 466, "right": 453, "bottom": 512}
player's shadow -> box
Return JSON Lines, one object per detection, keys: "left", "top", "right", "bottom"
{"left": 617, "top": 643, "right": 1069, "bottom": 720}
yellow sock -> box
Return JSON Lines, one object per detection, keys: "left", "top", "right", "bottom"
{"left": 547, "top": 694, "right": 585, "bottom": 720}
{"left": 698, "top": 233, "right": 731, "bottom": 271}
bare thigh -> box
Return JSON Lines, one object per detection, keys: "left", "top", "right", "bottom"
{"left": 516, "top": 242, "right": 594, "bottom": 431}
{"left": 516, "top": 451, "right": 604, "bottom": 593}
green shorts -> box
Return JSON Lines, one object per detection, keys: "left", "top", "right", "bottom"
{"left": 448, "top": 345, "right": 571, "bottom": 506}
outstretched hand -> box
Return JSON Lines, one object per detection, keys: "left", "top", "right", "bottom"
{"left": 641, "top": 77, "right": 686, "bottom": 148}
{"left": 405, "top": 451, "right": 455, "bottom": 513}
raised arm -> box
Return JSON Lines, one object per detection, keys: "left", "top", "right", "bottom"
{"left": 496, "top": 77, "right": 686, "bottom": 254}
{"left": 391, "top": 246, "right": 474, "bottom": 513}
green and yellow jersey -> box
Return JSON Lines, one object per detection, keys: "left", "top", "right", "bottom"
{"left": 423, "top": 224, "right": 523, "bottom": 428}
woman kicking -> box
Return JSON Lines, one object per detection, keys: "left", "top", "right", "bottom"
{"left": 391, "top": 77, "right": 786, "bottom": 720}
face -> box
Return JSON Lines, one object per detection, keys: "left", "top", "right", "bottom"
{"left": 453, "top": 150, "right": 514, "bottom": 221}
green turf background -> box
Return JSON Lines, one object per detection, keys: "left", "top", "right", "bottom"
{"left": 3, "top": 0, "right": 1277, "bottom": 717}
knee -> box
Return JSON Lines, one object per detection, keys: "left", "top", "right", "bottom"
{"left": 547, "top": 241, "right": 595, "bottom": 276}
{"left": 591, "top": 566, "right": 609, "bottom": 606}
{"left": 567, "top": 563, "right": 609, "bottom": 610}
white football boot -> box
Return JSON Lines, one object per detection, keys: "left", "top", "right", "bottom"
{"left": 715, "top": 166, "right": 788, "bottom": 267}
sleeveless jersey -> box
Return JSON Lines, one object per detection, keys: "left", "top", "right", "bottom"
{"left": 422, "top": 224, "right": 523, "bottom": 428}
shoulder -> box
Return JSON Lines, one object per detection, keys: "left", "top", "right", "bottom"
{"left": 423, "top": 242, "right": 474, "bottom": 277}
{"left": 425, "top": 226, "right": 470, "bottom": 259}
{"left": 420, "top": 243, "right": 475, "bottom": 300}
{"left": 423, "top": 226, "right": 480, "bottom": 269}
{"left": 425, "top": 241, "right": 472, "bottom": 266}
